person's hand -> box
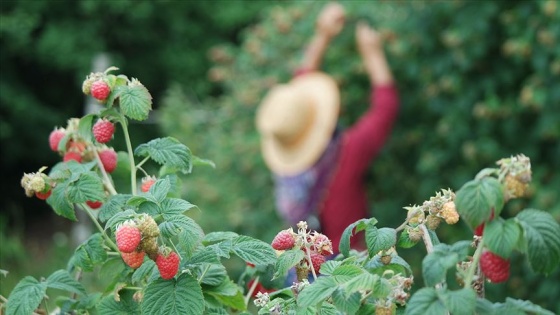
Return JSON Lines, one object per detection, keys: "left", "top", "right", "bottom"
{"left": 356, "top": 22, "right": 383, "bottom": 56}
{"left": 316, "top": 3, "right": 346, "bottom": 39}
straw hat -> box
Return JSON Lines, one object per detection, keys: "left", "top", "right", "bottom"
{"left": 256, "top": 72, "right": 340, "bottom": 176}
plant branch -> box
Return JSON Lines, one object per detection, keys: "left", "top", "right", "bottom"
{"left": 419, "top": 224, "right": 434, "bottom": 254}
{"left": 395, "top": 208, "right": 423, "bottom": 232}
{"left": 119, "top": 113, "right": 137, "bottom": 195}
{"left": 83, "top": 205, "right": 119, "bottom": 251}
{"left": 244, "top": 275, "right": 260, "bottom": 306}
{"left": 305, "top": 247, "right": 318, "bottom": 281}
{"left": 135, "top": 156, "right": 150, "bottom": 171}
{"left": 198, "top": 264, "right": 211, "bottom": 284}
{"left": 92, "top": 148, "right": 117, "bottom": 196}
{"left": 464, "top": 237, "right": 485, "bottom": 289}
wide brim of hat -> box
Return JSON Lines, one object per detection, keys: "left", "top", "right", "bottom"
{"left": 259, "top": 72, "right": 339, "bottom": 176}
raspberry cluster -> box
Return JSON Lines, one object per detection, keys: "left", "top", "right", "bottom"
{"left": 270, "top": 222, "right": 333, "bottom": 281}
{"left": 115, "top": 214, "right": 180, "bottom": 280}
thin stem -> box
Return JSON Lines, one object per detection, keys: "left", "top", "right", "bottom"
{"left": 83, "top": 205, "right": 119, "bottom": 251}
{"left": 71, "top": 269, "right": 83, "bottom": 300}
{"left": 92, "top": 148, "right": 117, "bottom": 196}
{"left": 43, "top": 298, "right": 50, "bottom": 314}
{"left": 119, "top": 114, "right": 137, "bottom": 195}
{"left": 244, "top": 275, "right": 260, "bottom": 306}
{"left": 395, "top": 208, "right": 423, "bottom": 232}
{"left": 419, "top": 224, "right": 434, "bottom": 254}
{"left": 0, "top": 294, "right": 7, "bottom": 303}
{"left": 198, "top": 264, "right": 211, "bottom": 284}
{"left": 135, "top": 156, "right": 150, "bottom": 170}
{"left": 464, "top": 238, "right": 485, "bottom": 289}
{"left": 169, "top": 240, "right": 183, "bottom": 260}
{"left": 305, "top": 247, "right": 318, "bottom": 281}
{"left": 122, "top": 286, "right": 143, "bottom": 291}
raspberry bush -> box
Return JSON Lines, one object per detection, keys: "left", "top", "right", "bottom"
{"left": 5, "top": 67, "right": 560, "bottom": 315}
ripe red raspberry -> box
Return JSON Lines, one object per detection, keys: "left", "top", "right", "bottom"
{"left": 312, "top": 233, "right": 333, "bottom": 256}
{"left": 116, "top": 223, "right": 142, "bottom": 253}
{"left": 271, "top": 229, "right": 295, "bottom": 250}
{"left": 86, "top": 200, "right": 103, "bottom": 209}
{"left": 66, "top": 140, "right": 87, "bottom": 154}
{"left": 480, "top": 250, "right": 510, "bottom": 283}
{"left": 121, "top": 251, "right": 145, "bottom": 269}
{"left": 63, "top": 151, "right": 82, "bottom": 163}
{"left": 35, "top": 190, "right": 52, "bottom": 200}
{"left": 91, "top": 80, "right": 111, "bottom": 101}
{"left": 307, "top": 250, "right": 326, "bottom": 274}
{"left": 92, "top": 119, "right": 115, "bottom": 143}
{"left": 474, "top": 208, "right": 495, "bottom": 236}
{"left": 156, "top": 250, "right": 180, "bottom": 280}
{"left": 141, "top": 176, "right": 157, "bottom": 193}
{"left": 99, "top": 148, "right": 117, "bottom": 173}
{"left": 49, "top": 128, "right": 66, "bottom": 152}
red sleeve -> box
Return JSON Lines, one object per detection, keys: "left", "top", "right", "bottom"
{"left": 342, "top": 84, "right": 399, "bottom": 177}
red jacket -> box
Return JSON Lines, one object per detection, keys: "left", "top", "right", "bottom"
{"left": 319, "top": 85, "right": 399, "bottom": 252}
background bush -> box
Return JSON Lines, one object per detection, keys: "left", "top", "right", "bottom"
{"left": 159, "top": 1, "right": 560, "bottom": 312}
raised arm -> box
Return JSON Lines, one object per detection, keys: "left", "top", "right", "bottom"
{"left": 342, "top": 22, "right": 399, "bottom": 177}
{"left": 356, "top": 22, "right": 394, "bottom": 86}
{"left": 298, "top": 3, "right": 346, "bottom": 73}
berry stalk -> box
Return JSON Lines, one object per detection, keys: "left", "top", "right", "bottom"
{"left": 244, "top": 275, "right": 260, "bottom": 306}
{"left": 305, "top": 246, "right": 318, "bottom": 281}
{"left": 92, "top": 148, "right": 118, "bottom": 196}
{"left": 83, "top": 204, "right": 119, "bottom": 252}
{"left": 118, "top": 113, "right": 138, "bottom": 195}
{"left": 463, "top": 237, "right": 485, "bottom": 290}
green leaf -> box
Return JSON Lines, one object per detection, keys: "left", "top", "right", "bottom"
{"left": 440, "top": 288, "right": 476, "bottom": 315}
{"left": 516, "top": 209, "right": 560, "bottom": 275}
{"left": 484, "top": 218, "right": 522, "bottom": 258}
{"left": 232, "top": 235, "right": 277, "bottom": 266}
{"left": 455, "top": 177, "right": 504, "bottom": 229}
{"left": 159, "top": 215, "right": 203, "bottom": 240}
{"left": 69, "top": 233, "right": 107, "bottom": 271}
{"left": 98, "top": 194, "right": 132, "bottom": 223}
{"left": 47, "top": 181, "right": 76, "bottom": 221}
{"left": 318, "top": 260, "right": 343, "bottom": 276}
{"left": 46, "top": 270, "right": 87, "bottom": 296}
{"left": 142, "top": 274, "right": 204, "bottom": 315}
{"left": 160, "top": 198, "right": 196, "bottom": 218}
{"left": 192, "top": 155, "right": 216, "bottom": 168}
{"left": 339, "top": 218, "right": 378, "bottom": 258}
{"left": 405, "top": 287, "right": 446, "bottom": 315}
{"left": 105, "top": 209, "right": 136, "bottom": 231}
{"left": 297, "top": 276, "right": 338, "bottom": 308}
{"left": 331, "top": 289, "right": 361, "bottom": 315}
{"left": 132, "top": 260, "right": 157, "bottom": 285}
{"left": 187, "top": 246, "right": 220, "bottom": 265}
{"left": 67, "top": 171, "right": 105, "bottom": 203}
{"left": 397, "top": 229, "right": 419, "bottom": 249}
{"left": 342, "top": 273, "right": 380, "bottom": 295}
{"left": 365, "top": 255, "right": 412, "bottom": 276}
{"left": 78, "top": 114, "right": 95, "bottom": 142}
{"left": 273, "top": 249, "right": 305, "bottom": 279}
{"left": 98, "top": 290, "right": 140, "bottom": 314}
{"left": 365, "top": 227, "right": 396, "bottom": 257}
{"left": 203, "top": 231, "right": 239, "bottom": 244}
{"left": 5, "top": 276, "right": 47, "bottom": 315}
{"left": 503, "top": 297, "right": 556, "bottom": 315}
{"left": 149, "top": 178, "right": 171, "bottom": 203}
{"left": 179, "top": 221, "right": 205, "bottom": 257}
{"left": 134, "top": 137, "right": 192, "bottom": 174}
{"left": 119, "top": 83, "right": 152, "bottom": 121}
{"left": 198, "top": 263, "right": 227, "bottom": 286}
{"left": 422, "top": 242, "right": 470, "bottom": 287}
{"left": 204, "top": 279, "right": 246, "bottom": 311}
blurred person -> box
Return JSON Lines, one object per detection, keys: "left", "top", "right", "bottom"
{"left": 256, "top": 2, "right": 399, "bottom": 254}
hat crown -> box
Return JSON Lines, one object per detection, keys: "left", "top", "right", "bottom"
{"left": 258, "top": 86, "right": 315, "bottom": 146}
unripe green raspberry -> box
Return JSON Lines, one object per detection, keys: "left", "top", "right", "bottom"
{"left": 29, "top": 175, "right": 46, "bottom": 192}
{"left": 441, "top": 201, "right": 459, "bottom": 225}
{"left": 137, "top": 214, "right": 160, "bottom": 238}
{"left": 140, "top": 237, "right": 159, "bottom": 261}
{"left": 425, "top": 214, "right": 442, "bottom": 230}
{"left": 380, "top": 255, "right": 392, "bottom": 265}
{"left": 407, "top": 227, "right": 423, "bottom": 242}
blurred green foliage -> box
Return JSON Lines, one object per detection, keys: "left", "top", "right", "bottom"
{"left": 0, "top": 0, "right": 274, "bottom": 301}
{"left": 160, "top": 0, "right": 560, "bottom": 312}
